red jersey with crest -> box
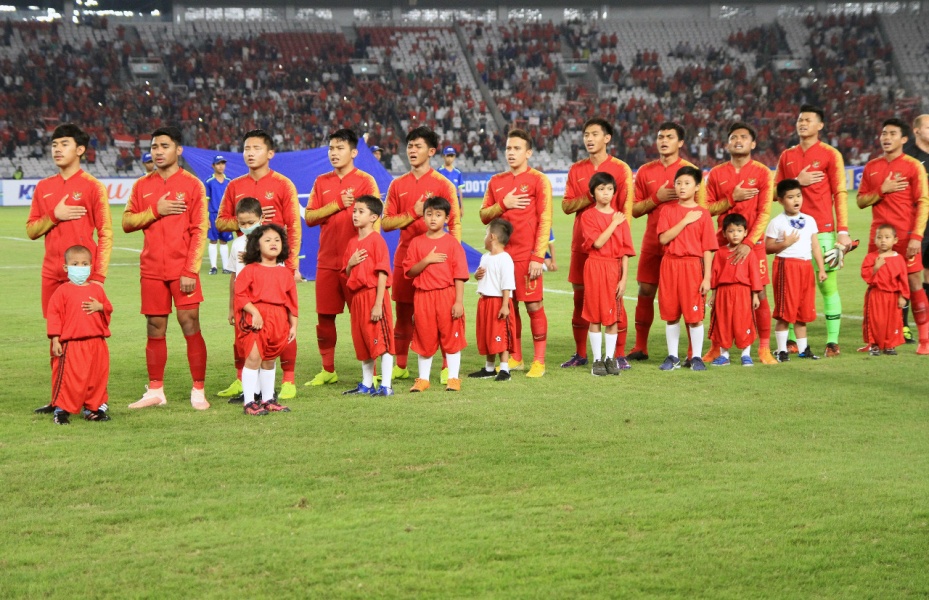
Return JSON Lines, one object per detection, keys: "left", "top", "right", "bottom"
{"left": 857, "top": 153, "right": 929, "bottom": 243}
{"left": 705, "top": 160, "right": 774, "bottom": 246}
{"left": 26, "top": 170, "right": 113, "bottom": 283}
{"left": 306, "top": 168, "right": 380, "bottom": 270}
{"left": 216, "top": 170, "right": 301, "bottom": 272}
{"left": 480, "top": 167, "right": 553, "bottom": 263}
{"left": 579, "top": 208, "right": 636, "bottom": 259}
{"left": 657, "top": 203, "right": 718, "bottom": 258}
{"left": 775, "top": 141, "right": 848, "bottom": 233}
{"left": 633, "top": 157, "right": 705, "bottom": 254}
{"left": 343, "top": 232, "right": 391, "bottom": 292}
{"left": 562, "top": 156, "right": 634, "bottom": 254}
{"left": 402, "top": 233, "right": 469, "bottom": 291}
{"left": 382, "top": 168, "right": 460, "bottom": 246}
{"left": 122, "top": 169, "right": 207, "bottom": 280}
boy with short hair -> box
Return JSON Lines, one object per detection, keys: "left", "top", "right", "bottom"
{"left": 46, "top": 245, "right": 113, "bottom": 425}
{"left": 343, "top": 195, "right": 396, "bottom": 396}
{"left": 861, "top": 224, "right": 910, "bottom": 355}
{"left": 204, "top": 155, "right": 232, "bottom": 275}
{"left": 765, "top": 179, "right": 828, "bottom": 362}
{"left": 402, "top": 196, "right": 469, "bottom": 392}
{"left": 469, "top": 218, "right": 516, "bottom": 382}
{"left": 708, "top": 213, "right": 763, "bottom": 367}
{"left": 656, "top": 166, "right": 718, "bottom": 371}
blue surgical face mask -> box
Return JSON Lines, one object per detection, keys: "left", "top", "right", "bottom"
{"left": 67, "top": 265, "right": 91, "bottom": 285}
{"left": 241, "top": 224, "right": 260, "bottom": 235}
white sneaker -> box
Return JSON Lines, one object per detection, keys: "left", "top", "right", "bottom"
{"left": 128, "top": 386, "right": 167, "bottom": 409}
{"left": 190, "top": 387, "right": 210, "bottom": 410}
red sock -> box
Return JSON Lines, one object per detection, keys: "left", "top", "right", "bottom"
{"left": 185, "top": 331, "right": 207, "bottom": 386}
{"left": 529, "top": 306, "right": 548, "bottom": 363}
{"left": 616, "top": 328, "right": 627, "bottom": 357}
{"left": 146, "top": 336, "right": 167, "bottom": 386}
{"left": 911, "top": 288, "right": 929, "bottom": 342}
{"left": 512, "top": 303, "right": 523, "bottom": 362}
{"left": 394, "top": 302, "right": 414, "bottom": 368}
{"left": 755, "top": 297, "right": 772, "bottom": 349}
{"left": 633, "top": 295, "right": 654, "bottom": 353}
{"left": 280, "top": 338, "right": 297, "bottom": 383}
{"left": 234, "top": 343, "right": 244, "bottom": 379}
{"left": 572, "top": 288, "right": 588, "bottom": 357}
{"left": 316, "top": 314, "right": 337, "bottom": 372}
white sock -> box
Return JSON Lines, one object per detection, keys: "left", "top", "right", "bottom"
{"left": 362, "top": 360, "right": 375, "bottom": 387}
{"left": 775, "top": 330, "right": 788, "bottom": 353}
{"left": 605, "top": 333, "right": 617, "bottom": 359}
{"left": 688, "top": 324, "right": 704, "bottom": 359}
{"left": 258, "top": 368, "right": 275, "bottom": 402}
{"left": 208, "top": 243, "right": 218, "bottom": 269}
{"left": 222, "top": 244, "right": 232, "bottom": 271}
{"left": 242, "top": 367, "right": 259, "bottom": 405}
{"left": 446, "top": 352, "right": 461, "bottom": 379}
{"left": 741, "top": 346, "right": 751, "bottom": 357}
{"left": 588, "top": 331, "right": 603, "bottom": 361}
{"left": 418, "top": 354, "right": 433, "bottom": 381}
{"left": 797, "top": 337, "right": 808, "bottom": 353}
{"left": 500, "top": 359, "right": 510, "bottom": 372}
{"left": 666, "top": 322, "right": 681, "bottom": 358}
{"left": 485, "top": 360, "right": 495, "bottom": 371}
{"left": 720, "top": 348, "right": 730, "bottom": 359}
{"left": 380, "top": 354, "right": 394, "bottom": 388}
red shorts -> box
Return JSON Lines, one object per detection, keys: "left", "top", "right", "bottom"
{"left": 41, "top": 277, "right": 66, "bottom": 318}
{"left": 868, "top": 225, "right": 924, "bottom": 274}
{"left": 709, "top": 284, "right": 756, "bottom": 349}
{"left": 658, "top": 256, "right": 706, "bottom": 323}
{"left": 636, "top": 246, "right": 663, "bottom": 286}
{"left": 51, "top": 337, "right": 109, "bottom": 414}
{"left": 513, "top": 260, "right": 544, "bottom": 303}
{"left": 753, "top": 243, "right": 771, "bottom": 285}
{"left": 140, "top": 277, "right": 203, "bottom": 315}
{"left": 476, "top": 295, "right": 515, "bottom": 356}
{"left": 315, "top": 267, "right": 350, "bottom": 315}
{"left": 772, "top": 257, "right": 816, "bottom": 324}
{"left": 411, "top": 287, "right": 467, "bottom": 356}
{"left": 862, "top": 288, "right": 905, "bottom": 349}
{"left": 349, "top": 287, "right": 395, "bottom": 360}
{"left": 235, "top": 302, "right": 291, "bottom": 360}
{"left": 568, "top": 250, "right": 587, "bottom": 285}
{"left": 392, "top": 244, "right": 415, "bottom": 304}
{"left": 582, "top": 256, "right": 626, "bottom": 328}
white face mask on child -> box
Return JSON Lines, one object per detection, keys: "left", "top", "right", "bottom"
{"left": 67, "top": 266, "right": 91, "bottom": 285}
{"left": 241, "top": 224, "right": 260, "bottom": 235}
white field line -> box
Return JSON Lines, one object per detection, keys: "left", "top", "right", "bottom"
{"left": 2, "top": 236, "right": 141, "bottom": 254}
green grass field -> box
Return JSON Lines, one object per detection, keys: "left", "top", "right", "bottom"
{"left": 1, "top": 195, "right": 928, "bottom": 598}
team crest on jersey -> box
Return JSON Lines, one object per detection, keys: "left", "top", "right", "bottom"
{"left": 175, "top": 192, "right": 186, "bottom": 201}
{"left": 264, "top": 191, "right": 274, "bottom": 200}
{"left": 519, "top": 185, "right": 530, "bottom": 193}
{"left": 345, "top": 187, "right": 354, "bottom": 195}
{"left": 424, "top": 190, "right": 434, "bottom": 199}
{"left": 811, "top": 160, "right": 821, "bottom": 168}
{"left": 747, "top": 179, "right": 757, "bottom": 186}
{"left": 72, "top": 192, "right": 82, "bottom": 202}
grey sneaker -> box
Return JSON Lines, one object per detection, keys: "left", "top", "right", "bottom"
{"left": 591, "top": 359, "right": 608, "bottom": 376}
{"left": 604, "top": 357, "right": 621, "bottom": 376}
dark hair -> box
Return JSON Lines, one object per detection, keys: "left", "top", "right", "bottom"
{"left": 507, "top": 128, "right": 533, "bottom": 150}
{"left": 722, "top": 213, "right": 748, "bottom": 230}
{"left": 354, "top": 194, "right": 383, "bottom": 217}
{"left": 424, "top": 196, "right": 452, "bottom": 216}
{"left": 882, "top": 117, "right": 910, "bottom": 139}
{"left": 799, "top": 104, "right": 825, "bottom": 122}
{"left": 243, "top": 129, "right": 275, "bottom": 151}
{"left": 406, "top": 126, "right": 439, "bottom": 149}
{"left": 728, "top": 122, "right": 756, "bottom": 141}
{"left": 329, "top": 128, "right": 358, "bottom": 149}
{"left": 776, "top": 178, "right": 802, "bottom": 198}
{"left": 151, "top": 126, "right": 183, "bottom": 146}
{"left": 488, "top": 217, "right": 513, "bottom": 246}
{"left": 674, "top": 165, "right": 702, "bottom": 185}
{"left": 235, "top": 196, "right": 262, "bottom": 218}
{"left": 52, "top": 123, "right": 89, "bottom": 149}
{"left": 658, "top": 122, "right": 686, "bottom": 142}
{"left": 588, "top": 171, "right": 617, "bottom": 197}
{"left": 64, "top": 244, "right": 92, "bottom": 262}
{"left": 583, "top": 118, "right": 614, "bottom": 138}
{"left": 243, "top": 223, "right": 289, "bottom": 265}
{"left": 875, "top": 223, "right": 898, "bottom": 236}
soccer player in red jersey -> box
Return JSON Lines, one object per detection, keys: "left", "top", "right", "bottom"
{"left": 629, "top": 122, "right": 704, "bottom": 361}
{"left": 382, "top": 126, "right": 460, "bottom": 382}
{"left": 561, "top": 117, "right": 634, "bottom": 368}
{"left": 122, "top": 126, "right": 210, "bottom": 410}
{"left": 704, "top": 122, "right": 776, "bottom": 364}
{"left": 857, "top": 118, "right": 929, "bottom": 354}
{"left": 304, "top": 128, "right": 380, "bottom": 387}
{"left": 216, "top": 129, "right": 302, "bottom": 399}
{"left": 26, "top": 123, "right": 113, "bottom": 415}
{"left": 479, "top": 129, "right": 553, "bottom": 378}
{"left": 775, "top": 105, "right": 851, "bottom": 357}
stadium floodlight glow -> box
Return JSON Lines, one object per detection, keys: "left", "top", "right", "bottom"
{"left": 151, "top": 10, "right": 160, "bottom": 16}
{"left": 0, "top": 5, "right": 16, "bottom": 12}
{"left": 28, "top": 5, "right": 39, "bottom": 10}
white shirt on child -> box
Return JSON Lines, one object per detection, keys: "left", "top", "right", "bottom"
{"left": 231, "top": 234, "right": 248, "bottom": 277}
{"left": 765, "top": 212, "right": 819, "bottom": 260}
{"left": 476, "top": 251, "right": 516, "bottom": 297}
